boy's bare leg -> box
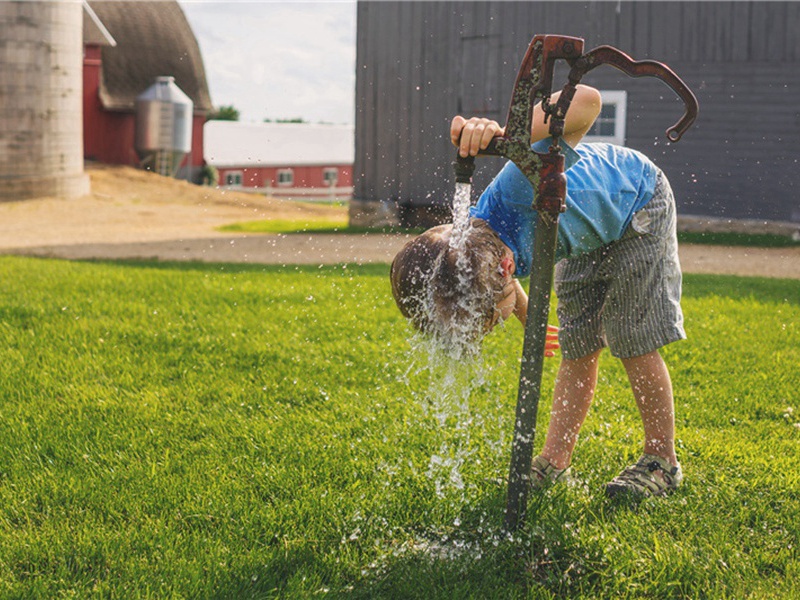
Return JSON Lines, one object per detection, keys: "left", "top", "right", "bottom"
{"left": 540, "top": 349, "right": 602, "bottom": 469}
{"left": 620, "top": 350, "right": 679, "bottom": 466}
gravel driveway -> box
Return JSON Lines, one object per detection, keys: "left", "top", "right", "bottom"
{"left": 2, "top": 165, "right": 799, "bottom": 279}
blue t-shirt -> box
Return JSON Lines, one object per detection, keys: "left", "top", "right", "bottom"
{"left": 470, "top": 139, "right": 658, "bottom": 277}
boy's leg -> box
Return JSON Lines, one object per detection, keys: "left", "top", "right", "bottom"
{"left": 540, "top": 348, "right": 602, "bottom": 469}
{"left": 620, "top": 349, "right": 678, "bottom": 466}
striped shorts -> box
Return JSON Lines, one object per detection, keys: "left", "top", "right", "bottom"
{"left": 554, "top": 170, "right": 686, "bottom": 360}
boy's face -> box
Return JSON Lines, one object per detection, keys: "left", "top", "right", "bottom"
{"left": 485, "top": 249, "right": 517, "bottom": 331}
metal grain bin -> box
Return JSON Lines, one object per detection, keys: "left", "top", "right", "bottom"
{"left": 135, "top": 76, "right": 193, "bottom": 177}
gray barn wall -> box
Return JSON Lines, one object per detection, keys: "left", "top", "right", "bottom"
{"left": 351, "top": 1, "right": 800, "bottom": 228}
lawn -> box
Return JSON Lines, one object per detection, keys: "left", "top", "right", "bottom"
{"left": 0, "top": 256, "right": 797, "bottom": 598}
{"left": 217, "top": 218, "right": 799, "bottom": 248}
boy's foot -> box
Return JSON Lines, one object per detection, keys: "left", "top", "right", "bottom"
{"left": 530, "top": 455, "right": 570, "bottom": 489}
{"left": 605, "top": 454, "right": 683, "bottom": 498}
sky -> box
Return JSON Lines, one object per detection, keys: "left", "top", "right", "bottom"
{"left": 179, "top": 0, "right": 357, "bottom": 125}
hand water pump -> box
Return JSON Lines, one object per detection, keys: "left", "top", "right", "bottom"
{"left": 452, "top": 34, "right": 699, "bottom": 532}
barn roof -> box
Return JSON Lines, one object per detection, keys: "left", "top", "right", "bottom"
{"left": 85, "top": 1, "right": 212, "bottom": 113}
{"left": 204, "top": 121, "right": 355, "bottom": 168}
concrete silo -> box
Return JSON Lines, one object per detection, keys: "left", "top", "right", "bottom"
{"left": 0, "top": 0, "right": 90, "bottom": 201}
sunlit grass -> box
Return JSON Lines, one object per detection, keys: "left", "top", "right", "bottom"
{"left": 0, "top": 256, "right": 797, "bottom": 598}
{"left": 218, "top": 217, "right": 349, "bottom": 233}
{"left": 221, "top": 218, "right": 799, "bottom": 245}
{"left": 218, "top": 218, "right": 424, "bottom": 235}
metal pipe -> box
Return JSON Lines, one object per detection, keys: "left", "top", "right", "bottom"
{"left": 504, "top": 210, "right": 560, "bottom": 531}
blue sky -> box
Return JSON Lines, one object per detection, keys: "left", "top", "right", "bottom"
{"left": 179, "top": 1, "right": 357, "bottom": 125}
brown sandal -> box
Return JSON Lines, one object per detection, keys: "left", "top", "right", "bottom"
{"left": 605, "top": 454, "right": 683, "bottom": 498}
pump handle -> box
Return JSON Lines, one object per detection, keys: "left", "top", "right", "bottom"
{"left": 566, "top": 46, "right": 699, "bottom": 142}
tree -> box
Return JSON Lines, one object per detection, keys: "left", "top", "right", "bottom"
{"left": 209, "top": 105, "right": 240, "bottom": 121}
{"left": 264, "top": 117, "right": 307, "bottom": 123}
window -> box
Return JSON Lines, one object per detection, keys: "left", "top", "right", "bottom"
{"left": 323, "top": 167, "right": 338, "bottom": 186}
{"left": 277, "top": 169, "right": 294, "bottom": 187}
{"left": 225, "top": 171, "right": 242, "bottom": 186}
{"left": 584, "top": 91, "right": 627, "bottom": 146}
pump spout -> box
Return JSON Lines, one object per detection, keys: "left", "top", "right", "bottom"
{"left": 452, "top": 154, "right": 477, "bottom": 184}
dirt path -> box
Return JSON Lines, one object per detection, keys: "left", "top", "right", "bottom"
{"left": 2, "top": 165, "right": 799, "bottom": 279}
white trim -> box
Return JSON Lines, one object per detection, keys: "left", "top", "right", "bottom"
{"left": 221, "top": 185, "right": 354, "bottom": 201}
{"left": 82, "top": 0, "right": 117, "bottom": 47}
{"left": 584, "top": 90, "right": 627, "bottom": 146}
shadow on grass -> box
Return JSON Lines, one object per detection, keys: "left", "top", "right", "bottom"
{"left": 677, "top": 231, "right": 800, "bottom": 248}
{"left": 684, "top": 273, "right": 800, "bottom": 306}
{"left": 58, "top": 257, "right": 392, "bottom": 277}
{"left": 74, "top": 258, "right": 800, "bottom": 307}
{"left": 210, "top": 484, "right": 644, "bottom": 599}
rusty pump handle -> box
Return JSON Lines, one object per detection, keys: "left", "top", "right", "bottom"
{"left": 455, "top": 35, "right": 584, "bottom": 214}
{"left": 562, "top": 45, "right": 699, "bottom": 142}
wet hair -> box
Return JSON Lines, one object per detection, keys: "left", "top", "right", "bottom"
{"left": 390, "top": 218, "right": 508, "bottom": 353}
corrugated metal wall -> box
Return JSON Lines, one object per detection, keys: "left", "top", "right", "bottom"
{"left": 352, "top": 1, "right": 800, "bottom": 226}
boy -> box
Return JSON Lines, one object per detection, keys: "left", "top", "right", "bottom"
{"left": 390, "top": 84, "right": 685, "bottom": 497}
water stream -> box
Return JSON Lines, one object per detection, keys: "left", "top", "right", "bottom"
{"left": 448, "top": 181, "right": 473, "bottom": 251}
{"left": 415, "top": 182, "right": 494, "bottom": 499}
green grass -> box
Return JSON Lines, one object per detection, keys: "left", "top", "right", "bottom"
{"left": 218, "top": 218, "right": 425, "bottom": 235}
{"left": 222, "top": 219, "right": 799, "bottom": 246}
{"left": 217, "top": 218, "right": 349, "bottom": 234}
{"left": 0, "top": 256, "right": 798, "bottom": 598}
{"left": 677, "top": 231, "right": 800, "bottom": 248}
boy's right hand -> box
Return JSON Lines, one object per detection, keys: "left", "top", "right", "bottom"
{"left": 451, "top": 116, "right": 504, "bottom": 158}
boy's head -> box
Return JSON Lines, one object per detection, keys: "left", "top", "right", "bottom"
{"left": 390, "top": 218, "right": 515, "bottom": 352}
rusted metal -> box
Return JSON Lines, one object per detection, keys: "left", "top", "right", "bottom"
{"left": 556, "top": 45, "right": 699, "bottom": 142}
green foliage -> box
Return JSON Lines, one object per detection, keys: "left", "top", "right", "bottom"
{"left": 200, "top": 163, "right": 219, "bottom": 187}
{"left": 263, "top": 118, "right": 307, "bottom": 124}
{"left": 0, "top": 256, "right": 797, "bottom": 598}
{"left": 209, "top": 105, "right": 240, "bottom": 121}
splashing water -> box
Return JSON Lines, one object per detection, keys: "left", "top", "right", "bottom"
{"left": 413, "top": 182, "right": 489, "bottom": 362}
{"left": 403, "top": 182, "right": 504, "bottom": 498}
{"left": 408, "top": 333, "right": 485, "bottom": 499}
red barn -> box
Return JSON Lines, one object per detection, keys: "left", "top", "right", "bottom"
{"left": 204, "top": 121, "right": 354, "bottom": 201}
{"left": 82, "top": 1, "right": 212, "bottom": 181}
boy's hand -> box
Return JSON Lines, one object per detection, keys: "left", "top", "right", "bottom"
{"left": 451, "top": 116, "right": 504, "bottom": 158}
{"left": 545, "top": 324, "right": 560, "bottom": 358}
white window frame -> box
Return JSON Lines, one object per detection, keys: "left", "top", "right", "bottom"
{"left": 322, "top": 167, "right": 338, "bottom": 186}
{"left": 584, "top": 90, "right": 627, "bottom": 146}
{"left": 225, "top": 171, "right": 243, "bottom": 187}
{"left": 277, "top": 169, "right": 294, "bottom": 187}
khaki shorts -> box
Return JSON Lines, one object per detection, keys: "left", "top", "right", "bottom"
{"left": 554, "top": 171, "right": 686, "bottom": 359}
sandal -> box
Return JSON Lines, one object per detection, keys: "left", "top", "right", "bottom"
{"left": 530, "top": 454, "right": 570, "bottom": 489}
{"left": 605, "top": 454, "right": 683, "bottom": 498}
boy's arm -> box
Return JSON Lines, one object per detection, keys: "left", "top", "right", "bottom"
{"left": 452, "top": 84, "right": 602, "bottom": 157}
{"left": 531, "top": 84, "right": 601, "bottom": 148}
